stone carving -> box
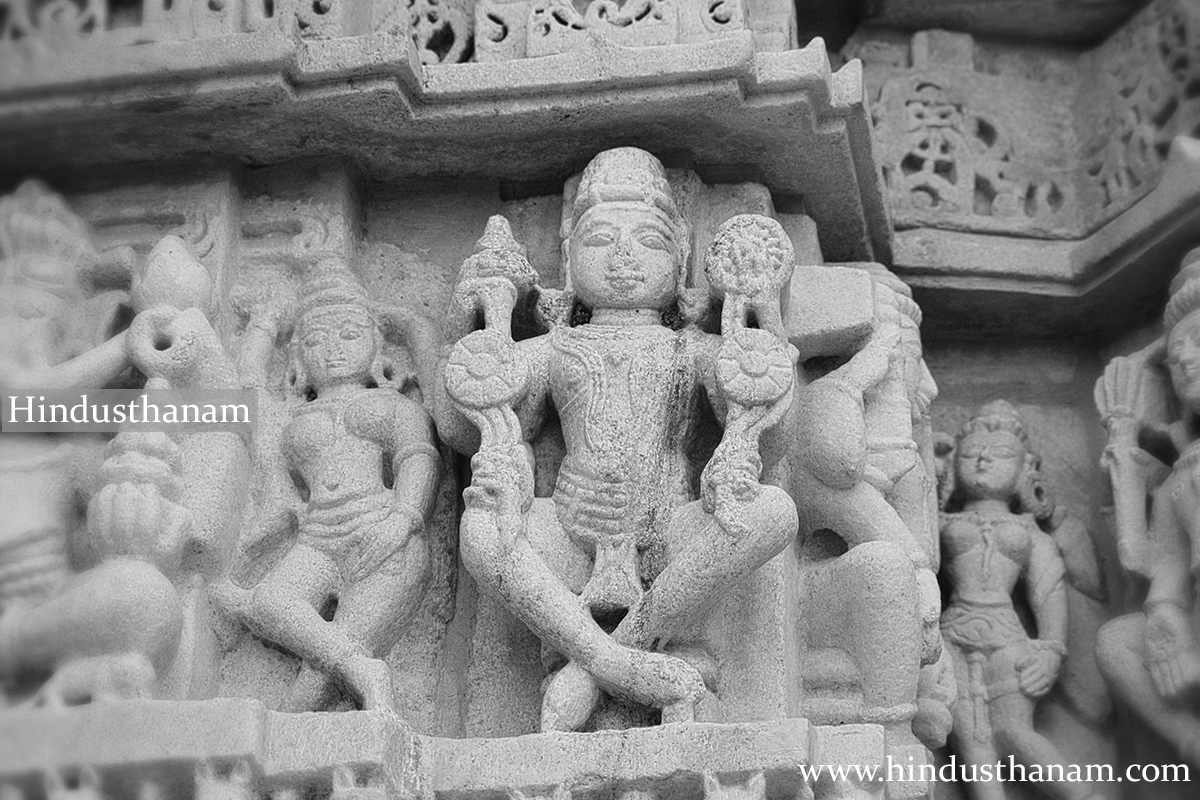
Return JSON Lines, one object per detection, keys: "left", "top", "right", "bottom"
{"left": 407, "top": 0, "right": 474, "bottom": 64}
{"left": 212, "top": 259, "right": 440, "bottom": 713}
{"left": 294, "top": 0, "right": 473, "bottom": 61}
{"left": 861, "top": 0, "right": 1200, "bottom": 242}
{"left": 400, "top": 147, "right": 798, "bottom": 731}
{"left": 879, "top": 79, "right": 1067, "bottom": 227}
{"left": 0, "top": 0, "right": 108, "bottom": 46}
{"left": 0, "top": 181, "right": 144, "bottom": 703}
{"left": 702, "top": 772, "right": 765, "bottom": 800}
{"left": 474, "top": 0, "right": 748, "bottom": 60}
{"left": 1095, "top": 248, "right": 1200, "bottom": 769}
{"left": 0, "top": 0, "right": 284, "bottom": 49}
{"left": 1082, "top": 0, "right": 1200, "bottom": 217}
{"left": 528, "top": 0, "right": 677, "bottom": 56}
{"left": 790, "top": 264, "right": 943, "bottom": 746}
{"left": 938, "top": 401, "right": 1103, "bottom": 800}
{"left": 0, "top": 180, "right": 246, "bottom": 706}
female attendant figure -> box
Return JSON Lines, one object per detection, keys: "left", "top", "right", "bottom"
{"left": 940, "top": 401, "right": 1099, "bottom": 800}
{"left": 400, "top": 147, "right": 799, "bottom": 730}
{"left": 215, "top": 261, "right": 439, "bottom": 713}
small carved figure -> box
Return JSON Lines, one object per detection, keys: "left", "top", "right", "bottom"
{"left": 789, "top": 265, "right": 943, "bottom": 747}
{"left": 939, "top": 401, "right": 1100, "bottom": 800}
{"left": 400, "top": 147, "right": 798, "bottom": 731}
{"left": 0, "top": 184, "right": 213, "bottom": 705}
{"left": 214, "top": 261, "right": 439, "bottom": 713}
{"left": 1095, "top": 249, "right": 1200, "bottom": 768}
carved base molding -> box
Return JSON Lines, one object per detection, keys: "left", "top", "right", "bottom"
{"left": 0, "top": 701, "right": 930, "bottom": 800}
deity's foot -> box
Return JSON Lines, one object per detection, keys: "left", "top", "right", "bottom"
{"left": 588, "top": 646, "right": 706, "bottom": 713}
{"left": 343, "top": 655, "right": 396, "bottom": 713}
{"left": 36, "top": 653, "right": 157, "bottom": 707}
{"left": 541, "top": 660, "right": 603, "bottom": 732}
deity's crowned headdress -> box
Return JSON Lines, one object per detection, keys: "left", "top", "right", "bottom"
{"left": 297, "top": 258, "right": 372, "bottom": 323}
{"left": 570, "top": 147, "right": 681, "bottom": 230}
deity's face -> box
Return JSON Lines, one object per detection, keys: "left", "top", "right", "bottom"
{"left": 568, "top": 203, "right": 680, "bottom": 313}
{"left": 1168, "top": 310, "right": 1200, "bottom": 415}
{"left": 955, "top": 428, "right": 1026, "bottom": 502}
{"left": 298, "top": 308, "right": 377, "bottom": 389}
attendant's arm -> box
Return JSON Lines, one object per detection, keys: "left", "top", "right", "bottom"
{"left": 389, "top": 397, "right": 441, "bottom": 523}
{"left": 1018, "top": 529, "right": 1069, "bottom": 698}
{"left": 1027, "top": 530, "right": 1069, "bottom": 648}
{"left": 0, "top": 332, "right": 129, "bottom": 395}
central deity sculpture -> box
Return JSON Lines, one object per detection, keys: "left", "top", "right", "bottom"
{"left": 403, "top": 147, "right": 799, "bottom": 730}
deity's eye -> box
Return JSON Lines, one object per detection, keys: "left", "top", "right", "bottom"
{"left": 636, "top": 229, "right": 669, "bottom": 251}
{"left": 303, "top": 331, "right": 327, "bottom": 348}
{"left": 960, "top": 445, "right": 985, "bottom": 458}
{"left": 582, "top": 228, "right": 615, "bottom": 247}
{"left": 990, "top": 446, "right": 1019, "bottom": 459}
{"left": 340, "top": 326, "right": 364, "bottom": 340}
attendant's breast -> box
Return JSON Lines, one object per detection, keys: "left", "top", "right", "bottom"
{"left": 941, "top": 513, "right": 1032, "bottom": 570}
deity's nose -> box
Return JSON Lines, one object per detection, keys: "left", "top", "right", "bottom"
{"left": 612, "top": 230, "right": 635, "bottom": 257}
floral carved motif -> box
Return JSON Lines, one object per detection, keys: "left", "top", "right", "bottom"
{"left": 877, "top": 80, "right": 1069, "bottom": 232}
{"left": 1083, "top": 0, "right": 1200, "bottom": 216}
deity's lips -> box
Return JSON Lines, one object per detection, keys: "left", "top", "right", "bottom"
{"left": 605, "top": 270, "right": 645, "bottom": 291}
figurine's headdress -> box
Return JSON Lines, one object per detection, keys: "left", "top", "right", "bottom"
{"left": 289, "top": 259, "right": 394, "bottom": 397}
{"left": 946, "top": 399, "right": 1053, "bottom": 519}
{"left": 956, "top": 399, "right": 1029, "bottom": 446}
{"left": 297, "top": 258, "right": 373, "bottom": 322}
{"left": 570, "top": 147, "right": 681, "bottom": 230}
{"left": 1164, "top": 246, "right": 1200, "bottom": 335}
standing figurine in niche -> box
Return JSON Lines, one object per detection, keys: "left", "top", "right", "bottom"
{"left": 214, "top": 261, "right": 439, "bottom": 713}
{"left": 1096, "top": 250, "right": 1200, "bottom": 768}
{"left": 0, "top": 181, "right": 187, "bottom": 705}
{"left": 939, "top": 401, "right": 1101, "bottom": 800}
{"left": 400, "top": 147, "right": 799, "bottom": 731}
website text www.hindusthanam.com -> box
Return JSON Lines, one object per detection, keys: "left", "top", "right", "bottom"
{"left": 798, "top": 755, "right": 1191, "bottom": 786}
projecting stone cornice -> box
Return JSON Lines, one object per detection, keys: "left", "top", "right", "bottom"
{"left": 899, "top": 137, "right": 1200, "bottom": 340}
{"left": 851, "top": 0, "right": 1200, "bottom": 339}
{"left": 0, "top": 25, "right": 889, "bottom": 263}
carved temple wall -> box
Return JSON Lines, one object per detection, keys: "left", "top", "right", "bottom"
{"left": 2, "top": 1, "right": 1199, "bottom": 800}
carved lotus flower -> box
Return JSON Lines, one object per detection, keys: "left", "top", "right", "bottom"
{"left": 716, "top": 328, "right": 793, "bottom": 407}
{"left": 704, "top": 214, "right": 795, "bottom": 301}
{"left": 445, "top": 328, "right": 530, "bottom": 409}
